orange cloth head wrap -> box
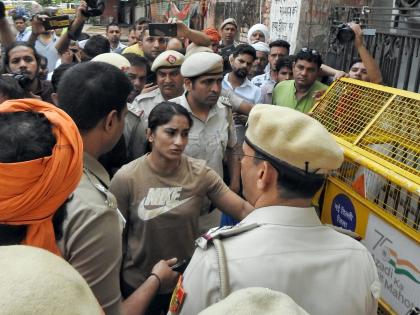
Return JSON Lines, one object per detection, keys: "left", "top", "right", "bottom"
{"left": 204, "top": 28, "right": 221, "bottom": 43}
{"left": 0, "top": 99, "right": 83, "bottom": 256}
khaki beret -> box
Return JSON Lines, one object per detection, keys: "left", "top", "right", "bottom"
{"left": 199, "top": 287, "right": 309, "bottom": 315}
{"left": 185, "top": 43, "right": 213, "bottom": 58}
{"left": 220, "top": 18, "right": 238, "bottom": 30}
{"left": 0, "top": 245, "right": 101, "bottom": 314}
{"left": 151, "top": 50, "right": 185, "bottom": 72}
{"left": 246, "top": 105, "right": 344, "bottom": 174}
{"left": 91, "top": 52, "right": 130, "bottom": 71}
{"left": 181, "top": 52, "right": 223, "bottom": 78}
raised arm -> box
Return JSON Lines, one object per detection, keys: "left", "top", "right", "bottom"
{"left": 171, "top": 18, "right": 211, "bottom": 47}
{"left": 55, "top": 1, "right": 88, "bottom": 54}
{"left": 350, "top": 22, "right": 383, "bottom": 84}
{"left": 0, "top": 2, "right": 16, "bottom": 47}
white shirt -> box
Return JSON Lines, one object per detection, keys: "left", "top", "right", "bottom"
{"left": 110, "top": 42, "right": 127, "bottom": 54}
{"left": 251, "top": 71, "right": 276, "bottom": 88}
{"left": 175, "top": 206, "right": 380, "bottom": 315}
{"left": 222, "top": 73, "right": 262, "bottom": 104}
{"left": 16, "top": 28, "right": 32, "bottom": 42}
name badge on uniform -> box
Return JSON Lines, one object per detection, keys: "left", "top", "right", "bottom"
{"left": 169, "top": 275, "right": 186, "bottom": 314}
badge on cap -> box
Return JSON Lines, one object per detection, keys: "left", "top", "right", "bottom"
{"left": 169, "top": 275, "right": 186, "bottom": 313}
{"left": 167, "top": 55, "right": 177, "bottom": 65}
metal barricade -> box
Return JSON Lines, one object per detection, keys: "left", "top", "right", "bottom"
{"left": 311, "top": 78, "right": 419, "bottom": 315}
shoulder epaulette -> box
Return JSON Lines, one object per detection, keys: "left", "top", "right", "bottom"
{"left": 195, "top": 222, "right": 260, "bottom": 250}
{"left": 127, "top": 102, "right": 143, "bottom": 117}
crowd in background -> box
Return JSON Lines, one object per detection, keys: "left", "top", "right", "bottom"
{"left": 0, "top": 1, "right": 386, "bottom": 315}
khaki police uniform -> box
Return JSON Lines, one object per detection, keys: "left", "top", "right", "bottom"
{"left": 58, "top": 153, "right": 125, "bottom": 315}
{"left": 171, "top": 93, "right": 236, "bottom": 178}
{"left": 124, "top": 90, "right": 164, "bottom": 160}
{"left": 172, "top": 207, "right": 380, "bottom": 315}
{"left": 169, "top": 105, "right": 380, "bottom": 315}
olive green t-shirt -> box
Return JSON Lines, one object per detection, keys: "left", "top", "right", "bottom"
{"left": 272, "top": 79, "right": 327, "bottom": 113}
{"left": 110, "top": 154, "right": 229, "bottom": 291}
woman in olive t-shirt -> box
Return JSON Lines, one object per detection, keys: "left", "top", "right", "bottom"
{"left": 110, "top": 102, "right": 253, "bottom": 315}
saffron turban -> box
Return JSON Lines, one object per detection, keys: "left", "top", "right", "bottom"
{"left": 0, "top": 99, "right": 83, "bottom": 256}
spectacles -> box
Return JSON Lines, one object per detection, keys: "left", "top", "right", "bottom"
{"left": 300, "top": 47, "right": 320, "bottom": 56}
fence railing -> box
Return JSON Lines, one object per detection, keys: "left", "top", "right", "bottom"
{"left": 326, "top": 5, "right": 420, "bottom": 93}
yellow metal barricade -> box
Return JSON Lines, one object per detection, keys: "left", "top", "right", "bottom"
{"left": 311, "top": 78, "right": 419, "bottom": 315}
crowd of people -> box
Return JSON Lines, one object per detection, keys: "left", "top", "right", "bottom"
{"left": 0, "top": 1, "right": 384, "bottom": 315}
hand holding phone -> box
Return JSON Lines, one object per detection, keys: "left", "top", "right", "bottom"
{"left": 171, "top": 258, "right": 190, "bottom": 273}
{"left": 149, "top": 23, "right": 177, "bottom": 37}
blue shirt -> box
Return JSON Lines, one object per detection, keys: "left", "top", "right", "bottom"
{"left": 222, "top": 73, "right": 262, "bottom": 104}
{"left": 35, "top": 34, "right": 59, "bottom": 73}
{"left": 251, "top": 71, "right": 276, "bottom": 88}
{"left": 16, "top": 28, "right": 32, "bottom": 42}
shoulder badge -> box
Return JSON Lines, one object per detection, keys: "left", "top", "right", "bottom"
{"left": 127, "top": 103, "right": 144, "bottom": 117}
{"left": 195, "top": 222, "right": 260, "bottom": 250}
{"left": 169, "top": 275, "right": 186, "bottom": 314}
{"left": 218, "top": 95, "right": 232, "bottom": 108}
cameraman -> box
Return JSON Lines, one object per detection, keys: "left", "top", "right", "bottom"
{"left": 347, "top": 22, "right": 383, "bottom": 84}
{"left": 2, "top": 42, "right": 53, "bottom": 103}
{"left": 323, "top": 23, "right": 383, "bottom": 84}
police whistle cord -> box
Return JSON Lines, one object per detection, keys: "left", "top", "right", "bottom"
{"left": 214, "top": 239, "right": 230, "bottom": 299}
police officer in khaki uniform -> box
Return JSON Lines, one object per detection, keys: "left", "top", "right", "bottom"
{"left": 171, "top": 51, "right": 240, "bottom": 231}
{"left": 170, "top": 105, "right": 380, "bottom": 315}
{"left": 57, "top": 62, "right": 179, "bottom": 315}
{"left": 125, "top": 50, "right": 185, "bottom": 160}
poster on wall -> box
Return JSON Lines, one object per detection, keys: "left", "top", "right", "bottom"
{"left": 269, "top": 0, "right": 301, "bottom": 53}
{"left": 150, "top": 0, "right": 191, "bottom": 25}
{"left": 362, "top": 214, "right": 420, "bottom": 314}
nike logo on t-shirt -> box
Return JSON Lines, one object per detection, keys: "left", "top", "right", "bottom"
{"left": 137, "top": 187, "right": 192, "bottom": 221}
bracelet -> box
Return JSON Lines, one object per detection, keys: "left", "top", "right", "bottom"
{"left": 149, "top": 273, "right": 161, "bottom": 292}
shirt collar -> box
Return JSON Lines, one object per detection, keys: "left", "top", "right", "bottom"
{"left": 83, "top": 152, "right": 111, "bottom": 187}
{"left": 241, "top": 205, "right": 322, "bottom": 227}
{"left": 179, "top": 92, "right": 219, "bottom": 122}
{"left": 223, "top": 73, "right": 253, "bottom": 89}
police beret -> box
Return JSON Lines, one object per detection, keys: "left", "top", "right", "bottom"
{"left": 151, "top": 50, "right": 185, "bottom": 72}
{"left": 185, "top": 43, "right": 213, "bottom": 58}
{"left": 181, "top": 52, "right": 223, "bottom": 78}
{"left": 0, "top": 246, "right": 101, "bottom": 314}
{"left": 199, "top": 287, "right": 309, "bottom": 315}
{"left": 246, "top": 105, "right": 344, "bottom": 174}
{"left": 220, "top": 18, "right": 238, "bottom": 30}
{"left": 91, "top": 53, "right": 130, "bottom": 71}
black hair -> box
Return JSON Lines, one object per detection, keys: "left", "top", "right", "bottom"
{"left": 12, "top": 15, "right": 26, "bottom": 22}
{"left": 295, "top": 48, "right": 323, "bottom": 69}
{"left": 248, "top": 140, "right": 325, "bottom": 199}
{"left": 122, "top": 53, "right": 148, "bottom": 69}
{"left": 57, "top": 62, "right": 132, "bottom": 132}
{"left": 2, "top": 42, "right": 40, "bottom": 74}
{"left": 269, "top": 40, "right": 291, "bottom": 53}
{"left": 0, "top": 111, "right": 68, "bottom": 246}
{"left": 146, "top": 102, "right": 193, "bottom": 153}
{"left": 232, "top": 44, "right": 256, "bottom": 60}
{"left": 0, "top": 112, "right": 56, "bottom": 163}
{"left": 0, "top": 75, "right": 26, "bottom": 99}
{"left": 83, "top": 35, "right": 110, "bottom": 59}
{"left": 149, "top": 102, "right": 193, "bottom": 132}
{"left": 134, "top": 17, "right": 151, "bottom": 27}
{"left": 51, "top": 63, "right": 76, "bottom": 93}
{"left": 39, "top": 55, "right": 48, "bottom": 65}
{"left": 349, "top": 58, "right": 363, "bottom": 70}
{"left": 106, "top": 21, "right": 120, "bottom": 32}
{"left": 275, "top": 56, "right": 294, "bottom": 72}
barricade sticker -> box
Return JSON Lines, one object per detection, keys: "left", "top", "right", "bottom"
{"left": 331, "top": 194, "right": 356, "bottom": 231}
{"left": 363, "top": 214, "right": 420, "bottom": 314}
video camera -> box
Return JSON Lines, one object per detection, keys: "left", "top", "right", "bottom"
{"left": 336, "top": 23, "right": 376, "bottom": 44}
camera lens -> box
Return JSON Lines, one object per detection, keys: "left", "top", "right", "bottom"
{"left": 337, "top": 24, "right": 355, "bottom": 44}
